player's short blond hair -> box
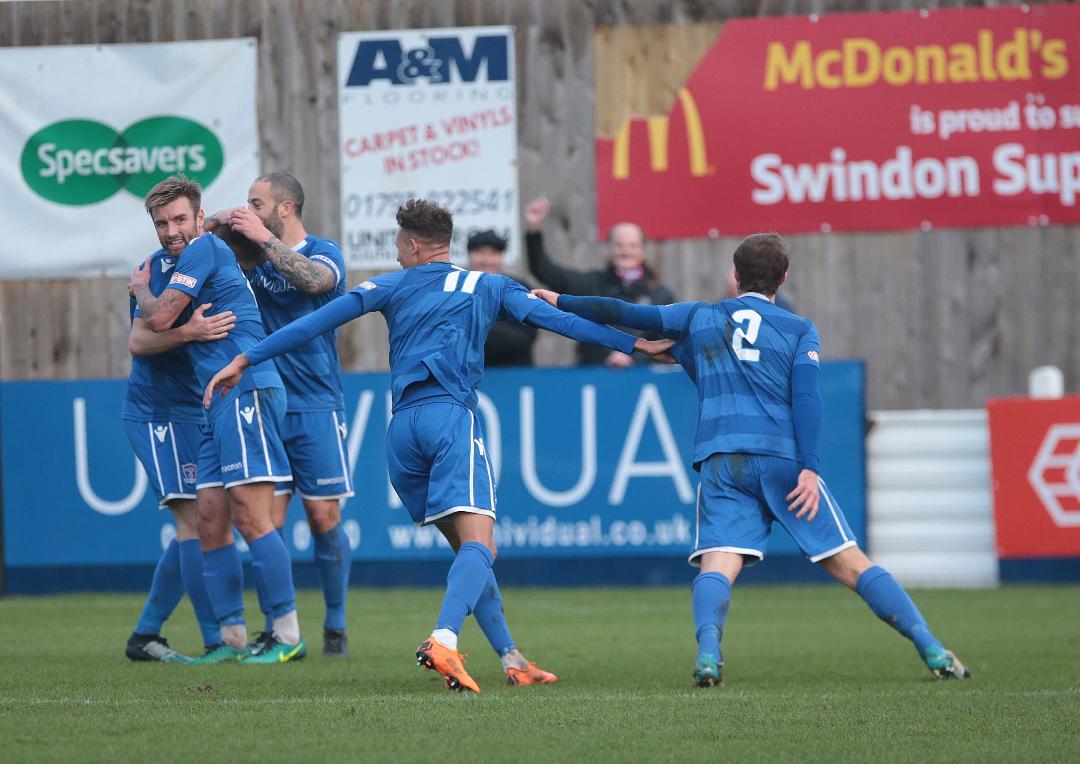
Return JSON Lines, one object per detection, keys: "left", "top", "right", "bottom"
{"left": 144, "top": 173, "right": 202, "bottom": 217}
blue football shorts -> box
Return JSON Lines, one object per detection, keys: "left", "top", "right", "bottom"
{"left": 386, "top": 401, "right": 496, "bottom": 526}
{"left": 274, "top": 409, "right": 355, "bottom": 501}
{"left": 206, "top": 387, "right": 292, "bottom": 490}
{"left": 689, "top": 452, "right": 856, "bottom": 567}
{"left": 196, "top": 425, "right": 222, "bottom": 490}
{"left": 124, "top": 419, "right": 201, "bottom": 508}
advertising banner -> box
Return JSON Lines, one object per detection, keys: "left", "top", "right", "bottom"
{"left": 0, "top": 39, "right": 260, "bottom": 278}
{"left": 595, "top": 4, "right": 1080, "bottom": 238}
{"left": 1, "top": 364, "right": 865, "bottom": 590}
{"left": 337, "top": 27, "right": 520, "bottom": 269}
{"left": 988, "top": 396, "right": 1080, "bottom": 561}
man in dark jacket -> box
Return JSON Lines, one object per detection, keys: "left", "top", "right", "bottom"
{"left": 467, "top": 229, "right": 537, "bottom": 367}
{"left": 524, "top": 197, "right": 675, "bottom": 367}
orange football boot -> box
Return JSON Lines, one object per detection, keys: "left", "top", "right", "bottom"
{"left": 505, "top": 661, "right": 558, "bottom": 686}
{"left": 416, "top": 636, "right": 481, "bottom": 693}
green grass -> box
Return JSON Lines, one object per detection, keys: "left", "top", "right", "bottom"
{"left": 1, "top": 585, "right": 1078, "bottom": 762}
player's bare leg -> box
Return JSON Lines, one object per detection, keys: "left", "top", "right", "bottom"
{"left": 692, "top": 551, "right": 744, "bottom": 687}
{"left": 415, "top": 513, "right": 494, "bottom": 692}
{"left": 230, "top": 482, "right": 304, "bottom": 662}
{"left": 439, "top": 520, "right": 557, "bottom": 685}
{"left": 819, "top": 546, "right": 970, "bottom": 679}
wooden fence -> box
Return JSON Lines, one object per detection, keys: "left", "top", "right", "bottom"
{"left": 1, "top": 0, "right": 1075, "bottom": 410}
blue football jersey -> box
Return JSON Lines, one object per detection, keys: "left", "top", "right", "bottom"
{"left": 659, "top": 293, "right": 821, "bottom": 467}
{"left": 123, "top": 250, "right": 204, "bottom": 424}
{"left": 164, "top": 233, "right": 284, "bottom": 417}
{"left": 350, "top": 263, "right": 544, "bottom": 412}
{"left": 245, "top": 236, "right": 346, "bottom": 411}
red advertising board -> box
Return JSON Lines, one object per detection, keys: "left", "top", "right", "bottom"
{"left": 596, "top": 4, "right": 1080, "bottom": 238}
{"left": 987, "top": 396, "right": 1080, "bottom": 559}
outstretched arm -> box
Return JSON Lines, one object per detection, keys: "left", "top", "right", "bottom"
{"left": 543, "top": 292, "right": 664, "bottom": 332}
{"left": 204, "top": 291, "right": 367, "bottom": 406}
{"left": 519, "top": 299, "right": 672, "bottom": 361}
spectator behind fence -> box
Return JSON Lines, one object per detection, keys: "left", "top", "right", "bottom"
{"left": 467, "top": 229, "right": 537, "bottom": 367}
{"left": 726, "top": 265, "right": 795, "bottom": 314}
{"left": 524, "top": 197, "right": 675, "bottom": 368}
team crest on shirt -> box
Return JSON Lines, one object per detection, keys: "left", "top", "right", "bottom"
{"left": 169, "top": 272, "right": 197, "bottom": 288}
{"left": 182, "top": 463, "right": 197, "bottom": 484}
{"left": 358, "top": 280, "right": 377, "bottom": 291}
{"left": 807, "top": 350, "right": 820, "bottom": 362}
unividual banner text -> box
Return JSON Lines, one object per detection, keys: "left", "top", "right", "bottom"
{"left": 1, "top": 365, "right": 866, "bottom": 582}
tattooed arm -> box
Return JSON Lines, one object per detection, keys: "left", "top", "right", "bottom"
{"left": 129, "top": 258, "right": 193, "bottom": 332}
{"left": 228, "top": 207, "right": 336, "bottom": 295}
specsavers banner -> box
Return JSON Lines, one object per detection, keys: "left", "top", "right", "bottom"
{"left": 0, "top": 39, "right": 259, "bottom": 278}
{"left": 596, "top": 4, "right": 1080, "bottom": 238}
{"left": 337, "top": 27, "right": 520, "bottom": 269}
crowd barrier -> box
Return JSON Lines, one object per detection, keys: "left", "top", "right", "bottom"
{"left": 0, "top": 363, "right": 866, "bottom": 593}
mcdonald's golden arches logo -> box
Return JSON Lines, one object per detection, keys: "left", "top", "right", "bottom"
{"left": 612, "top": 88, "right": 710, "bottom": 180}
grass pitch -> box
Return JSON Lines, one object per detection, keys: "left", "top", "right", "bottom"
{"left": 1, "top": 584, "right": 1078, "bottom": 763}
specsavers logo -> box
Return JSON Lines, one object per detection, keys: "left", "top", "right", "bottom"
{"left": 20, "top": 116, "right": 224, "bottom": 205}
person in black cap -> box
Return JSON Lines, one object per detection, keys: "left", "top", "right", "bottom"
{"left": 467, "top": 229, "right": 537, "bottom": 367}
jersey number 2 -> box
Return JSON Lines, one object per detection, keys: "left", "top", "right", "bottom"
{"left": 731, "top": 309, "right": 761, "bottom": 362}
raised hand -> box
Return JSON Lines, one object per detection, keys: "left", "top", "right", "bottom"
{"left": 228, "top": 207, "right": 272, "bottom": 246}
{"left": 524, "top": 197, "right": 551, "bottom": 233}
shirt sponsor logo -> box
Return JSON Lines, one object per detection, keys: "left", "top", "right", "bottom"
{"left": 221, "top": 462, "right": 244, "bottom": 473}
{"left": 358, "top": 280, "right": 377, "bottom": 291}
{"left": 169, "top": 272, "right": 197, "bottom": 288}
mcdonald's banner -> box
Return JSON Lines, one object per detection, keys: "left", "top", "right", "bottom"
{"left": 0, "top": 363, "right": 866, "bottom": 592}
{"left": 595, "top": 4, "right": 1080, "bottom": 239}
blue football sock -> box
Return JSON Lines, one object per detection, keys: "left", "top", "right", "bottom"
{"left": 314, "top": 524, "right": 350, "bottom": 631}
{"left": 134, "top": 539, "right": 185, "bottom": 635}
{"left": 856, "top": 566, "right": 943, "bottom": 656}
{"left": 250, "top": 560, "right": 274, "bottom": 634}
{"left": 692, "top": 572, "right": 731, "bottom": 662}
{"left": 473, "top": 569, "right": 515, "bottom": 656}
{"left": 202, "top": 544, "right": 245, "bottom": 626}
{"left": 249, "top": 530, "right": 297, "bottom": 619}
{"left": 435, "top": 541, "right": 494, "bottom": 635}
{"left": 178, "top": 539, "right": 221, "bottom": 649}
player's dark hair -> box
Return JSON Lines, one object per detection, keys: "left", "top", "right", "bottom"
{"left": 467, "top": 229, "right": 507, "bottom": 252}
{"left": 397, "top": 199, "right": 453, "bottom": 246}
{"left": 732, "top": 233, "right": 789, "bottom": 296}
{"left": 217, "top": 224, "right": 266, "bottom": 268}
{"left": 144, "top": 173, "right": 202, "bottom": 216}
{"left": 258, "top": 172, "right": 305, "bottom": 218}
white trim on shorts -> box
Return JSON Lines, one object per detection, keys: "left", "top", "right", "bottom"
{"left": 157, "top": 491, "right": 197, "bottom": 509}
{"left": 224, "top": 474, "right": 294, "bottom": 490}
{"left": 422, "top": 505, "right": 496, "bottom": 526}
{"left": 274, "top": 487, "right": 294, "bottom": 497}
{"left": 147, "top": 423, "right": 166, "bottom": 496}
{"left": 253, "top": 390, "right": 274, "bottom": 476}
{"left": 467, "top": 413, "right": 476, "bottom": 507}
{"left": 330, "top": 411, "right": 353, "bottom": 494}
{"left": 299, "top": 490, "right": 356, "bottom": 502}
{"left": 235, "top": 399, "right": 250, "bottom": 478}
{"left": 196, "top": 481, "right": 224, "bottom": 490}
{"left": 688, "top": 546, "right": 765, "bottom": 568}
{"left": 818, "top": 477, "right": 851, "bottom": 544}
{"left": 809, "top": 539, "right": 858, "bottom": 563}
